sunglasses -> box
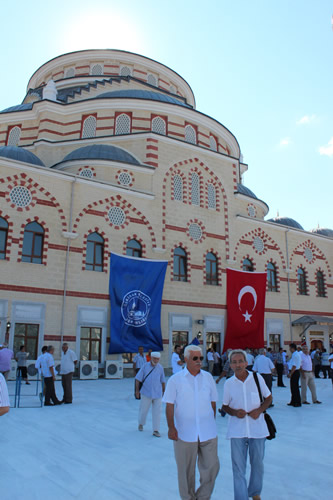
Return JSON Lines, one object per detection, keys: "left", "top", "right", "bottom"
{"left": 192, "top": 356, "right": 204, "bottom": 361}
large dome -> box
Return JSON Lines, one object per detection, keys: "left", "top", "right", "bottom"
{"left": 94, "top": 89, "right": 191, "bottom": 107}
{"left": 0, "top": 146, "right": 44, "bottom": 166}
{"left": 59, "top": 144, "right": 142, "bottom": 166}
{"left": 268, "top": 216, "right": 304, "bottom": 230}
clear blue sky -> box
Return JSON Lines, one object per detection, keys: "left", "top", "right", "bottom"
{"left": 1, "top": 0, "right": 332, "bottom": 231}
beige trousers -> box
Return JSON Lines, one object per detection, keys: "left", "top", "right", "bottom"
{"left": 301, "top": 371, "right": 318, "bottom": 403}
{"left": 173, "top": 437, "right": 220, "bottom": 500}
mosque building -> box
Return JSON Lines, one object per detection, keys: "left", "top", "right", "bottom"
{"left": 0, "top": 49, "right": 332, "bottom": 373}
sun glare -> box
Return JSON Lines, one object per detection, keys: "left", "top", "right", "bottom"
{"left": 58, "top": 10, "right": 147, "bottom": 55}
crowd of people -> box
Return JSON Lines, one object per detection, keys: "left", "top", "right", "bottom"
{"left": 1, "top": 341, "right": 333, "bottom": 499}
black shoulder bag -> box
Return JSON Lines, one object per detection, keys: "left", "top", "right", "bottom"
{"left": 253, "top": 372, "right": 277, "bottom": 440}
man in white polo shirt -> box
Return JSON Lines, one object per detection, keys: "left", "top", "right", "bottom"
{"left": 60, "top": 343, "right": 78, "bottom": 404}
{"left": 222, "top": 349, "right": 272, "bottom": 500}
{"left": 0, "top": 372, "right": 10, "bottom": 416}
{"left": 287, "top": 343, "right": 302, "bottom": 407}
{"left": 163, "top": 345, "right": 219, "bottom": 500}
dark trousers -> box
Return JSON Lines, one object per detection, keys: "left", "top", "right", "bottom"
{"left": 261, "top": 373, "right": 272, "bottom": 392}
{"left": 290, "top": 370, "right": 301, "bottom": 406}
{"left": 314, "top": 365, "right": 321, "bottom": 378}
{"left": 61, "top": 372, "right": 73, "bottom": 403}
{"left": 276, "top": 363, "right": 284, "bottom": 386}
{"left": 44, "top": 377, "right": 60, "bottom": 405}
{"left": 321, "top": 366, "right": 329, "bottom": 378}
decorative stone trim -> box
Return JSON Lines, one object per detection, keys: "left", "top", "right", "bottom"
{"left": 0, "top": 211, "right": 13, "bottom": 261}
{"left": 203, "top": 249, "right": 223, "bottom": 286}
{"left": 123, "top": 234, "right": 146, "bottom": 257}
{"left": 186, "top": 219, "right": 206, "bottom": 244}
{"left": 296, "top": 265, "right": 309, "bottom": 296}
{"left": 290, "top": 239, "right": 331, "bottom": 277}
{"left": 266, "top": 258, "right": 280, "bottom": 292}
{"left": 17, "top": 216, "right": 49, "bottom": 266}
{"left": 170, "top": 243, "right": 191, "bottom": 283}
{"left": 233, "top": 228, "right": 286, "bottom": 270}
{"left": 82, "top": 228, "right": 109, "bottom": 273}
{"left": 116, "top": 169, "right": 134, "bottom": 187}
{"left": 315, "top": 267, "right": 327, "bottom": 298}
{"left": 240, "top": 254, "right": 256, "bottom": 272}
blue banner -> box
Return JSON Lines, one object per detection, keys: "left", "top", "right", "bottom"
{"left": 109, "top": 253, "right": 168, "bottom": 354}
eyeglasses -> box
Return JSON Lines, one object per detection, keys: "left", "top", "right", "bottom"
{"left": 192, "top": 356, "right": 204, "bottom": 361}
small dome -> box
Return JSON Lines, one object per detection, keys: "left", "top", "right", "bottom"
{"left": 60, "top": 144, "right": 141, "bottom": 166}
{"left": 0, "top": 146, "right": 45, "bottom": 166}
{"left": 95, "top": 89, "right": 191, "bottom": 107}
{"left": 236, "top": 184, "right": 258, "bottom": 200}
{"left": 0, "top": 103, "right": 33, "bottom": 113}
{"left": 311, "top": 227, "right": 333, "bottom": 238}
{"left": 268, "top": 216, "right": 304, "bottom": 230}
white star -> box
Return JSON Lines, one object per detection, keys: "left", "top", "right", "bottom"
{"left": 242, "top": 310, "right": 252, "bottom": 322}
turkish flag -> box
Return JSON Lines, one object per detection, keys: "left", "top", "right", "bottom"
{"left": 223, "top": 268, "right": 267, "bottom": 351}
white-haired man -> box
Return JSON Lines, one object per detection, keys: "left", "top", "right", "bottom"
{"left": 222, "top": 349, "right": 272, "bottom": 500}
{"left": 163, "top": 345, "right": 220, "bottom": 500}
{"left": 135, "top": 352, "right": 165, "bottom": 437}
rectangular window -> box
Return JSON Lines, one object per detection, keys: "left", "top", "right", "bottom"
{"left": 80, "top": 327, "right": 102, "bottom": 362}
{"left": 13, "top": 323, "right": 39, "bottom": 359}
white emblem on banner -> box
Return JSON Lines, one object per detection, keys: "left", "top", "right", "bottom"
{"left": 238, "top": 286, "right": 257, "bottom": 323}
{"left": 121, "top": 290, "right": 151, "bottom": 327}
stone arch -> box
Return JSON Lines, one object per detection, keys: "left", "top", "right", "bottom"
{"left": 290, "top": 239, "right": 331, "bottom": 277}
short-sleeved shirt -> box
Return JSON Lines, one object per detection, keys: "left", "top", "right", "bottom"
{"left": 0, "top": 373, "right": 10, "bottom": 408}
{"left": 16, "top": 351, "right": 29, "bottom": 367}
{"left": 163, "top": 368, "right": 218, "bottom": 442}
{"left": 39, "top": 352, "right": 55, "bottom": 377}
{"left": 60, "top": 349, "right": 78, "bottom": 374}
{"left": 0, "top": 348, "right": 14, "bottom": 372}
{"left": 133, "top": 354, "right": 146, "bottom": 370}
{"left": 172, "top": 352, "right": 183, "bottom": 374}
{"left": 253, "top": 355, "right": 275, "bottom": 374}
{"left": 135, "top": 362, "right": 165, "bottom": 399}
{"left": 288, "top": 351, "right": 301, "bottom": 370}
{"left": 223, "top": 372, "right": 270, "bottom": 439}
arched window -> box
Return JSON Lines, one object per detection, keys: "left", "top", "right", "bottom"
{"left": 126, "top": 239, "right": 142, "bottom": 258}
{"left": 209, "top": 135, "right": 217, "bottom": 151}
{"left": 147, "top": 74, "right": 157, "bottom": 86}
{"left": 0, "top": 217, "right": 8, "bottom": 260}
{"left": 22, "top": 221, "right": 44, "bottom": 264}
{"left": 173, "top": 175, "right": 183, "bottom": 201}
{"left": 297, "top": 267, "right": 307, "bottom": 295}
{"left": 91, "top": 64, "right": 103, "bottom": 75}
{"left": 242, "top": 258, "right": 253, "bottom": 272}
{"left": 7, "top": 126, "right": 21, "bottom": 146}
{"left": 316, "top": 271, "right": 326, "bottom": 297}
{"left": 191, "top": 172, "right": 200, "bottom": 206}
{"left": 185, "top": 124, "right": 196, "bottom": 144}
{"left": 206, "top": 252, "right": 218, "bottom": 285}
{"left": 115, "top": 113, "right": 131, "bottom": 135}
{"left": 86, "top": 232, "right": 104, "bottom": 272}
{"left": 152, "top": 116, "right": 166, "bottom": 135}
{"left": 82, "top": 115, "right": 96, "bottom": 138}
{"left": 173, "top": 247, "right": 187, "bottom": 282}
{"left": 120, "top": 66, "right": 131, "bottom": 77}
{"left": 207, "top": 183, "right": 216, "bottom": 209}
{"left": 267, "top": 262, "right": 277, "bottom": 292}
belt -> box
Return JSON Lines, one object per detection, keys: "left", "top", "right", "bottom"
{"left": 302, "top": 370, "right": 312, "bottom": 372}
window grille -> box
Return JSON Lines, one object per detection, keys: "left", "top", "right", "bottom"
{"left": 188, "top": 223, "right": 202, "bottom": 241}
{"left": 9, "top": 186, "right": 32, "bottom": 207}
{"left": 147, "top": 74, "right": 157, "bottom": 86}
{"left": 207, "top": 184, "right": 216, "bottom": 209}
{"left": 120, "top": 66, "right": 131, "bottom": 76}
{"left": 253, "top": 236, "right": 264, "bottom": 253}
{"left": 7, "top": 126, "right": 21, "bottom": 146}
{"left": 65, "top": 68, "right": 75, "bottom": 78}
{"left": 173, "top": 175, "right": 183, "bottom": 201}
{"left": 82, "top": 116, "right": 96, "bottom": 138}
{"left": 79, "top": 169, "right": 94, "bottom": 179}
{"left": 191, "top": 173, "right": 200, "bottom": 206}
{"left": 118, "top": 172, "right": 132, "bottom": 186}
{"left": 108, "top": 206, "right": 126, "bottom": 226}
{"left": 115, "top": 114, "right": 131, "bottom": 135}
{"left": 91, "top": 64, "right": 103, "bottom": 75}
{"left": 152, "top": 116, "right": 166, "bottom": 135}
{"left": 185, "top": 125, "right": 196, "bottom": 144}
{"left": 209, "top": 136, "right": 217, "bottom": 151}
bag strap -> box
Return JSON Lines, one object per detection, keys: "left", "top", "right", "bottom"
{"left": 253, "top": 372, "right": 264, "bottom": 406}
{"left": 140, "top": 366, "right": 155, "bottom": 387}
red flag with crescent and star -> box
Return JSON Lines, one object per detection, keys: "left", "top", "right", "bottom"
{"left": 223, "top": 268, "right": 267, "bottom": 351}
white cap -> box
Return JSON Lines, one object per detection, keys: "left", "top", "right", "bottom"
{"left": 151, "top": 351, "right": 161, "bottom": 358}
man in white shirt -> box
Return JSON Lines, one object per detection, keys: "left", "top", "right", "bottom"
{"left": 171, "top": 344, "right": 184, "bottom": 374}
{"left": 60, "top": 343, "right": 78, "bottom": 404}
{"left": 135, "top": 352, "right": 165, "bottom": 437}
{"left": 0, "top": 372, "right": 10, "bottom": 416}
{"left": 163, "top": 345, "right": 219, "bottom": 500}
{"left": 253, "top": 348, "right": 275, "bottom": 405}
{"left": 207, "top": 348, "right": 214, "bottom": 373}
{"left": 287, "top": 343, "right": 302, "bottom": 407}
{"left": 133, "top": 346, "right": 146, "bottom": 374}
{"left": 300, "top": 345, "right": 321, "bottom": 405}
{"left": 40, "top": 346, "right": 62, "bottom": 406}
{"left": 222, "top": 349, "right": 272, "bottom": 500}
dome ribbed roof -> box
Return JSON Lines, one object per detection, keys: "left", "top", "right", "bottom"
{"left": 0, "top": 146, "right": 44, "bottom": 166}
{"left": 236, "top": 183, "right": 257, "bottom": 200}
{"left": 311, "top": 227, "right": 333, "bottom": 238}
{"left": 60, "top": 144, "right": 141, "bottom": 165}
{"left": 268, "top": 216, "right": 304, "bottom": 230}
{"left": 95, "top": 89, "right": 191, "bottom": 107}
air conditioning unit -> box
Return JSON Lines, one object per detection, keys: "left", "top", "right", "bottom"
{"left": 105, "top": 360, "right": 123, "bottom": 379}
{"left": 80, "top": 360, "right": 99, "bottom": 379}
{"left": 26, "top": 360, "right": 39, "bottom": 380}
{"left": 8, "top": 359, "right": 18, "bottom": 381}
{"left": 54, "top": 361, "right": 62, "bottom": 380}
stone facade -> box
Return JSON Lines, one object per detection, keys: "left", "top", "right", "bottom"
{"left": 0, "top": 49, "right": 332, "bottom": 371}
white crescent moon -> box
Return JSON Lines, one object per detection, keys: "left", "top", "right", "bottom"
{"left": 238, "top": 286, "right": 257, "bottom": 311}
